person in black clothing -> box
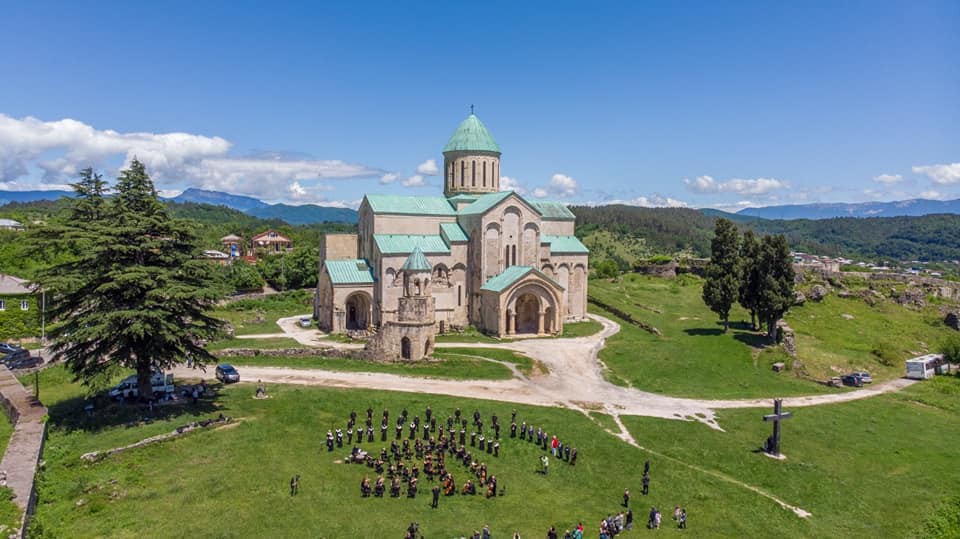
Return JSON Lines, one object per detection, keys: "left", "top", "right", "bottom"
{"left": 431, "top": 484, "right": 440, "bottom": 508}
{"left": 642, "top": 471, "right": 650, "bottom": 495}
{"left": 289, "top": 474, "right": 300, "bottom": 496}
{"left": 547, "top": 526, "right": 558, "bottom": 539}
{"left": 623, "top": 488, "right": 630, "bottom": 508}
{"left": 644, "top": 459, "right": 650, "bottom": 474}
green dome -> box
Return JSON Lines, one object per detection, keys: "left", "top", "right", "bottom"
{"left": 443, "top": 114, "right": 501, "bottom": 153}
{"left": 401, "top": 246, "right": 432, "bottom": 272}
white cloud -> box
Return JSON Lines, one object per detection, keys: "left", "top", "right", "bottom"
{"left": 402, "top": 174, "right": 426, "bottom": 187}
{"left": 499, "top": 175, "right": 526, "bottom": 195}
{"left": 549, "top": 173, "right": 578, "bottom": 197}
{"left": 584, "top": 195, "right": 688, "bottom": 208}
{"left": 531, "top": 187, "right": 549, "bottom": 198}
{"left": 919, "top": 190, "right": 943, "bottom": 200}
{"left": 913, "top": 163, "right": 960, "bottom": 185}
{"left": 156, "top": 188, "right": 184, "bottom": 198}
{"left": 683, "top": 175, "right": 789, "bottom": 195}
{"left": 380, "top": 173, "right": 399, "bottom": 184}
{"left": 0, "top": 113, "right": 382, "bottom": 201}
{"left": 416, "top": 159, "right": 440, "bottom": 176}
{"left": 872, "top": 173, "right": 903, "bottom": 185}
{"left": 0, "top": 180, "right": 72, "bottom": 191}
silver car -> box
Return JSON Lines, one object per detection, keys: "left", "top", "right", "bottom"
{"left": 215, "top": 364, "right": 240, "bottom": 384}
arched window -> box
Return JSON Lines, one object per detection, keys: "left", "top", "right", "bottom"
{"left": 483, "top": 161, "right": 487, "bottom": 186}
{"left": 457, "top": 284, "right": 462, "bottom": 306}
{"left": 505, "top": 246, "right": 511, "bottom": 268}
{"left": 512, "top": 245, "right": 517, "bottom": 266}
{"left": 461, "top": 161, "right": 465, "bottom": 187}
{"left": 472, "top": 161, "right": 476, "bottom": 187}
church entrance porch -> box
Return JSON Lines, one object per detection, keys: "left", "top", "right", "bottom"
{"left": 515, "top": 293, "right": 541, "bottom": 334}
{"left": 345, "top": 292, "right": 372, "bottom": 331}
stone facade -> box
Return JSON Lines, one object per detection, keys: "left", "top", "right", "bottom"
{"left": 315, "top": 113, "right": 589, "bottom": 347}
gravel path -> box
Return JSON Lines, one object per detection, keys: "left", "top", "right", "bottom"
{"left": 199, "top": 313, "right": 916, "bottom": 431}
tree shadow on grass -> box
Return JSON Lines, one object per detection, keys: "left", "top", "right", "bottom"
{"left": 47, "top": 383, "right": 231, "bottom": 434}
{"left": 732, "top": 332, "right": 773, "bottom": 349}
{"left": 683, "top": 328, "right": 724, "bottom": 337}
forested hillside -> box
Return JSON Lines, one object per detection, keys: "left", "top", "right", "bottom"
{"left": 572, "top": 205, "right": 960, "bottom": 262}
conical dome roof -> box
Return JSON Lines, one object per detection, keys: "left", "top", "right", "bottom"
{"left": 443, "top": 114, "right": 501, "bottom": 153}
{"left": 401, "top": 246, "right": 432, "bottom": 272}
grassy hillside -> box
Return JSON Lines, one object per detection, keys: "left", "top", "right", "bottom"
{"left": 589, "top": 274, "right": 952, "bottom": 397}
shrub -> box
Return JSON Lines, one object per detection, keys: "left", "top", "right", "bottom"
{"left": 870, "top": 341, "right": 899, "bottom": 366}
{"left": 939, "top": 333, "right": 960, "bottom": 366}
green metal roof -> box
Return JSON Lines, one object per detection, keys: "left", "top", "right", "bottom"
{"left": 443, "top": 114, "right": 501, "bottom": 153}
{"left": 324, "top": 259, "right": 375, "bottom": 285}
{"left": 446, "top": 194, "right": 478, "bottom": 204}
{"left": 480, "top": 266, "right": 564, "bottom": 293}
{"left": 440, "top": 222, "right": 469, "bottom": 243}
{"left": 374, "top": 234, "right": 451, "bottom": 255}
{"left": 365, "top": 194, "right": 456, "bottom": 216}
{"left": 457, "top": 191, "right": 515, "bottom": 216}
{"left": 542, "top": 235, "right": 589, "bottom": 254}
{"left": 400, "top": 246, "right": 432, "bottom": 271}
{"left": 530, "top": 201, "right": 576, "bottom": 220}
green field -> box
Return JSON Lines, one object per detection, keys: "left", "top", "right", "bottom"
{"left": 24, "top": 365, "right": 960, "bottom": 538}
{"left": 213, "top": 290, "right": 312, "bottom": 336}
{"left": 589, "top": 274, "right": 954, "bottom": 399}
{"left": 0, "top": 413, "right": 16, "bottom": 535}
{"left": 435, "top": 347, "right": 540, "bottom": 377}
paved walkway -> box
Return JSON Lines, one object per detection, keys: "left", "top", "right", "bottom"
{"left": 0, "top": 365, "right": 48, "bottom": 531}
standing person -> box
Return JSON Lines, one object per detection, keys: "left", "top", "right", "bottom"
{"left": 644, "top": 459, "right": 650, "bottom": 475}
{"left": 482, "top": 524, "right": 491, "bottom": 539}
{"left": 431, "top": 484, "right": 440, "bottom": 508}
{"left": 654, "top": 509, "right": 662, "bottom": 529}
{"left": 551, "top": 435, "right": 558, "bottom": 457}
{"left": 679, "top": 508, "right": 687, "bottom": 529}
{"left": 541, "top": 454, "right": 549, "bottom": 475}
{"left": 625, "top": 509, "right": 633, "bottom": 530}
{"left": 648, "top": 507, "right": 657, "bottom": 529}
{"left": 623, "top": 488, "right": 630, "bottom": 508}
{"left": 642, "top": 471, "right": 650, "bottom": 495}
{"left": 513, "top": 532, "right": 521, "bottom": 539}
{"left": 673, "top": 506, "right": 681, "bottom": 523}
{"left": 547, "top": 526, "right": 558, "bottom": 539}
{"left": 289, "top": 474, "right": 300, "bottom": 496}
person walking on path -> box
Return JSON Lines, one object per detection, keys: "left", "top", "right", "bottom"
{"left": 541, "top": 455, "right": 549, "bottom": 475}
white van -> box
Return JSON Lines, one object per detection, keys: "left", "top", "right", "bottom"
{"left": 109, "top": 372, "right": 175, "bottom": 399}
{"left": 905, "top": 354, "right": 943, "bottom": 380}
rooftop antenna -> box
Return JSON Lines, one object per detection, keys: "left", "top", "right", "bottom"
{"left": 470, "top": 104, "right": 474, "bottom": 115}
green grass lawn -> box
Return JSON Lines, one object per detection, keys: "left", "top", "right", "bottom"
{"left": 434, "top": 347, "right": 540, "bottom": 376}
{"left": 0, "top": 413, "right": 16, "bottom": 535}
{"left": 207, "top": 336, "right": 302, "bottom": 352}
{"left": 213, "top": 290, "right": 312, "bottom": 336}
{"left": 27, "top": 364, "right": 930, "bottom": 539}
{"left": 225, "top": 354, "right": 515, "bottom": 381}
{"left": 435, "top": 326, "right": 500, "bottom": 344}
{"left": 558, "top": 319, "right": 603, "bottom": 338}
{"left": 0, "top": 406, "right": 11, "bottom": 461}
{"left": 591, "top": 274, "right": 836, "bottom": 398}
{"left": 620, "top": 375, "right": 960, "bottom": 539}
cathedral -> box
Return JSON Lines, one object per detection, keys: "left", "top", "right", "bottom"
{"left": 314, "top": 113, "right": 589, "bottom": 358}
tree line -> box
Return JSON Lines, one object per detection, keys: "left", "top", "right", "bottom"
{"left": 702, "top": 219, "right": 795, "bottom": 337}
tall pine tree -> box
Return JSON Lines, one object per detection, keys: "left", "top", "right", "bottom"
{"left": 35, "top": 160, "right": 224, "bottom": 398}
{"left": 756, "top": 234, "right": 795, "bottom": 338}
{"left": 702, "top": 218, "right": 741, "bottom": 332}
{"left": 738, "top": 229, "right": 763, "bottom": 330}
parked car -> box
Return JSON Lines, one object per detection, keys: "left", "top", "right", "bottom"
{"left": 299, "top": 317, "right": 312, "bottom": 328}
{"left": 841, "top": 374, "right": 864, "bottom": 387}
{"left": 215, "top": 364, "right": 240, "bottom": 384}
{"left": 0, "top": 343, "right": 30, "bottom": 366}
{"left": 108, "top": 372, "right": 175, "bottom": 400}
{"left": 851, "top": 371, "right": 872, "bottom": 383}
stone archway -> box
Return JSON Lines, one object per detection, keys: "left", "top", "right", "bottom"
{"left": 401, "top": 337, "right": 412, "bottom": 360}
{"left": 345, "top": 292, "right": 371, "bottom": 330}
{"left": 515, "top": 293, "right": 541, "bottom": 334}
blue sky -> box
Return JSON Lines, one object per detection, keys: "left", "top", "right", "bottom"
{"left": 0, "top": 1, "right": 957, "bottom": 210}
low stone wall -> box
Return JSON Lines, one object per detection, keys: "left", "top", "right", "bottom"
{"left": 216, "top": 347, "right": 366, "bottom": 359}
{"left": 587, "top": 297, "right": 662, "bottom": 336}
{"left": 0, "top": 365, "right": 48, "bottom": 538}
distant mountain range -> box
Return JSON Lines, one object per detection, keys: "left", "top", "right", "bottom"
{"left": 736, "top": 198, "right": 960, "bottom": 220}
{"left": 0, "top": 187, "right": 358, "bottom": 224}
{"left": 0, "top": 190, "right": 75, "bottom": 205}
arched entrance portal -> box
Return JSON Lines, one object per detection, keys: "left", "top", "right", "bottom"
{"left": 345, "top": 292, "right": 371, "bottom": 330}
{"left": 515, "top": 293, "right": 540, "bottom": 334}
{"left": 401, "top": 337, "right": 412, "bottom": 359}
